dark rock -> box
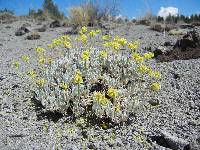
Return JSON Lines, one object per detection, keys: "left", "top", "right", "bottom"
{"left": 153, "top": 46, "right": 165, "bottom": 57}
{"left": 164, "top": 41, "right": 172, "bottom": 46}
{"left": 0, "top": 43, "right": 3, "bottom": 46}
{"left": 156, "top": 30, "right": 200, "bottom": 62}
{"left": 179, "top": 24, "right": 194, "bottom": 29}
{"left": 173, "top": 73, "right": 180, "bottom": 79}
{"left": 149, "top": 99, "right": 159, "bottom": 106}
{"left": 174, "top": 30, "right": 200, "bottom": 51}
{"left": 149, "top": 130, "right": 189, "bottom": 150}
{"left": 0, "top": 76, "right": 5, "bottom": 81}
{"left": 50, "top": 20, "right": 61, "bottom": 28}
{"left": 15, "top": 26, "right": 30, "bottom": 36}
{"left": 151, "top": 23, "right": 175, "bottom": 32}
{"left": 12, "top": 84, "right": 19, "bottom": 89}
{"left": 135, "top": 19, "right": 151, "bottom": 26}
{"left": 26, "top": 32, "right": 40, "bottom": 40}
{"left": 151, "top": 23, "right": 163, "bottom": 32}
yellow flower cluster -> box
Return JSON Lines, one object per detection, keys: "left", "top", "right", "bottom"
{"left": 144, "top": 52, "right": 154, "bottom": 59}
{"left": 88, "top": 30, "right": 97, "bottom": 38}
{"left": 94, "top": 92, "right": 109, "bottom": 106}
{"left": 114, "top": 104, "right": 121, "bottom": 113}
{"left": 110, "top": 42, "right": 121, "bottom": 51}
{"left": 59, "top": 82, "right": 68, "bottom": 90}
{"left": 128, "top": 40, "right": 140, "bottom": 51}
{"left": 81, "top": 50, "right": 90, "bottom": 61}
{"left": 138, "top": 64, "right": 148, "bottom": 74}
{"left": 28, "top": 70, "right": 37, "bottom": 78}
{"left": 147, "top": 69, "right": 161, "bottom": 79}
{"left": 114, "top": 36, "right": 127, "bottom": 46}
{"left": 95, "top": 29, "right": 101, "bottom": 34}
{"left": 102, "top": 35, "right": 110, "bottom": 41}
{"left": 107, "top": 88, "right": 118, "bottom": 99}
{"left": 132, "top": 53, "right": 144, "bottom": 62}
{"left": 12, "top": 61, "right": 20, "bottom": 68}
{"left": 47, "top": 35, "right": 71, "bottom": 49}
{"left": 151, "top": 82, "right": 161, "bottom": 91}
{"left": 74, "top": 70, "right": 83, "bottom": 84}
{"left": 36, "top": 78, "right": 45, "bottom": 87}
{"left": 22, "top": 55, "right": 30, "bottom": 63}
{"left": 99, "top": 51, "right": 108, "bottom": 59}
{"left": 38, "top": 57, "right": 45, "bottom": 65}
{"left": 77, "top": 34, "right": 88, "bottom": 44}
{"left": 35, "top": 47, "right": 45, "bottom": 54}
{"left": 80, "top": 26, "right": 87, "bottom": 34}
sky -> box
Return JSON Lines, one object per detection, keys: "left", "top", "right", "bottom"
{"left": 0, "top": 0, "right": 200, "bottom": 19}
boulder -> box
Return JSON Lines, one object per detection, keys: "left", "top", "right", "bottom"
{"left": 174, "top": 30, "right": 200, "bottom": 51}
{"left": 135, "top": 19, "right": 151, "bottom": 26}
{"left": 15, "top": 26, "right": 30, "bottom": 36}
{"left": 35, "top": 25, "right": 46, "bottom": 32}
{"left": 150, "top": 23, "right": 163, "bottom": 32}
{"left": 153, "top": 46, "right": 166, "bottom": 57}
{"left": 26, "top": 32, "right": 40, "bottom": 40}
{"left": 50, "top": 20, "right": 61, "bottom": 28}
{"left": 149, "top": 130, "right": 189, "bottom": 150}
{"left": 179, "top": 24, "right": 194, "bottom": 29}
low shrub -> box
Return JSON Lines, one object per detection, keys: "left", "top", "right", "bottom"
{"left": 14, "top": 27, "right": 161, "bottom": 126}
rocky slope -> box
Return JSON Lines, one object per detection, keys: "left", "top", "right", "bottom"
{"left": 0, "top": 20, "right": 199, "bottom": 150}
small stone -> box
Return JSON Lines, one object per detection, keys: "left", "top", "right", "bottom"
{"left": 26, "top": 32, "right": 40, "bottom": 40}
{"left": 149, "top": 99, "right": 160, "bottom": 106}
{"left": 50, "top": 20, "right": 61, "bottom": 28}
{"left": 161, "top": 130, "right": 189, "bottom": 150}
{"left": 15, "top": 27, "right": 30, "bottom": 36}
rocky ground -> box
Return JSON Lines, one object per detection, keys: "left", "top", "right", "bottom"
{"left": 0, "top": 20, "right": 200, "bottom": 150}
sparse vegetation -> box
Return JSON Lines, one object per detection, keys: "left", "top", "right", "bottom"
{"left": 14, "top": 27, "right": 161, "bottom": 127}
{"left": 69, "top": 0, "right": 119, "bottom": 27}
{"left": 28, "top": 0, "right": 64, "bottom": 20}
{"left": 0, "top": 8, "right": 15, "bottom": 23}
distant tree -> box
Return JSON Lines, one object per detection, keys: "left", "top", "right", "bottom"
{"left": 157, "top": 16, "right": 164, "bottom": 22}
{"left": 184, "top": 16, "right": 190, "bottom": 23}
{"left": 0, "top": 8, "right": 14, "bottom": 15}
{"left": 194, "top": 14, "right": 198, "bottom": 21}
{"left": 43, "top": 0, "right": 63, "bottom": 19}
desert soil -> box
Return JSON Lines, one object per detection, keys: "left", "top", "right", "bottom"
{"left": 0, "top": 20, "right": 200, "bottom": 150}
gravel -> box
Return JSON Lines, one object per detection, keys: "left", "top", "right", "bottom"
{"left": 0, "top": 20, "right": 200, "bottom": 150}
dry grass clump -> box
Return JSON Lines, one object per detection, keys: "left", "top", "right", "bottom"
{"left": 0, "top": 12, "right": 16, "bottom": 23}
{"left": 150, "top": 22, "right": 176, "bottom": 32}
{"left": 69, "top": 3, "right": 98, "bottom": 27}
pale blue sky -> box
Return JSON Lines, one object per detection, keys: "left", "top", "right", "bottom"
{"left": 0, "top": 0, "right": 200, "bottom": 18}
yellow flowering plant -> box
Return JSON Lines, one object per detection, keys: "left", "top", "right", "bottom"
{"left": 14, "top": 27, "right": 162, "bottom": 127}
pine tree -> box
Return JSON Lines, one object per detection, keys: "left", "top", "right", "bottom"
{"left": 43, "top": 0, "right": 63, "bottom": 19}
